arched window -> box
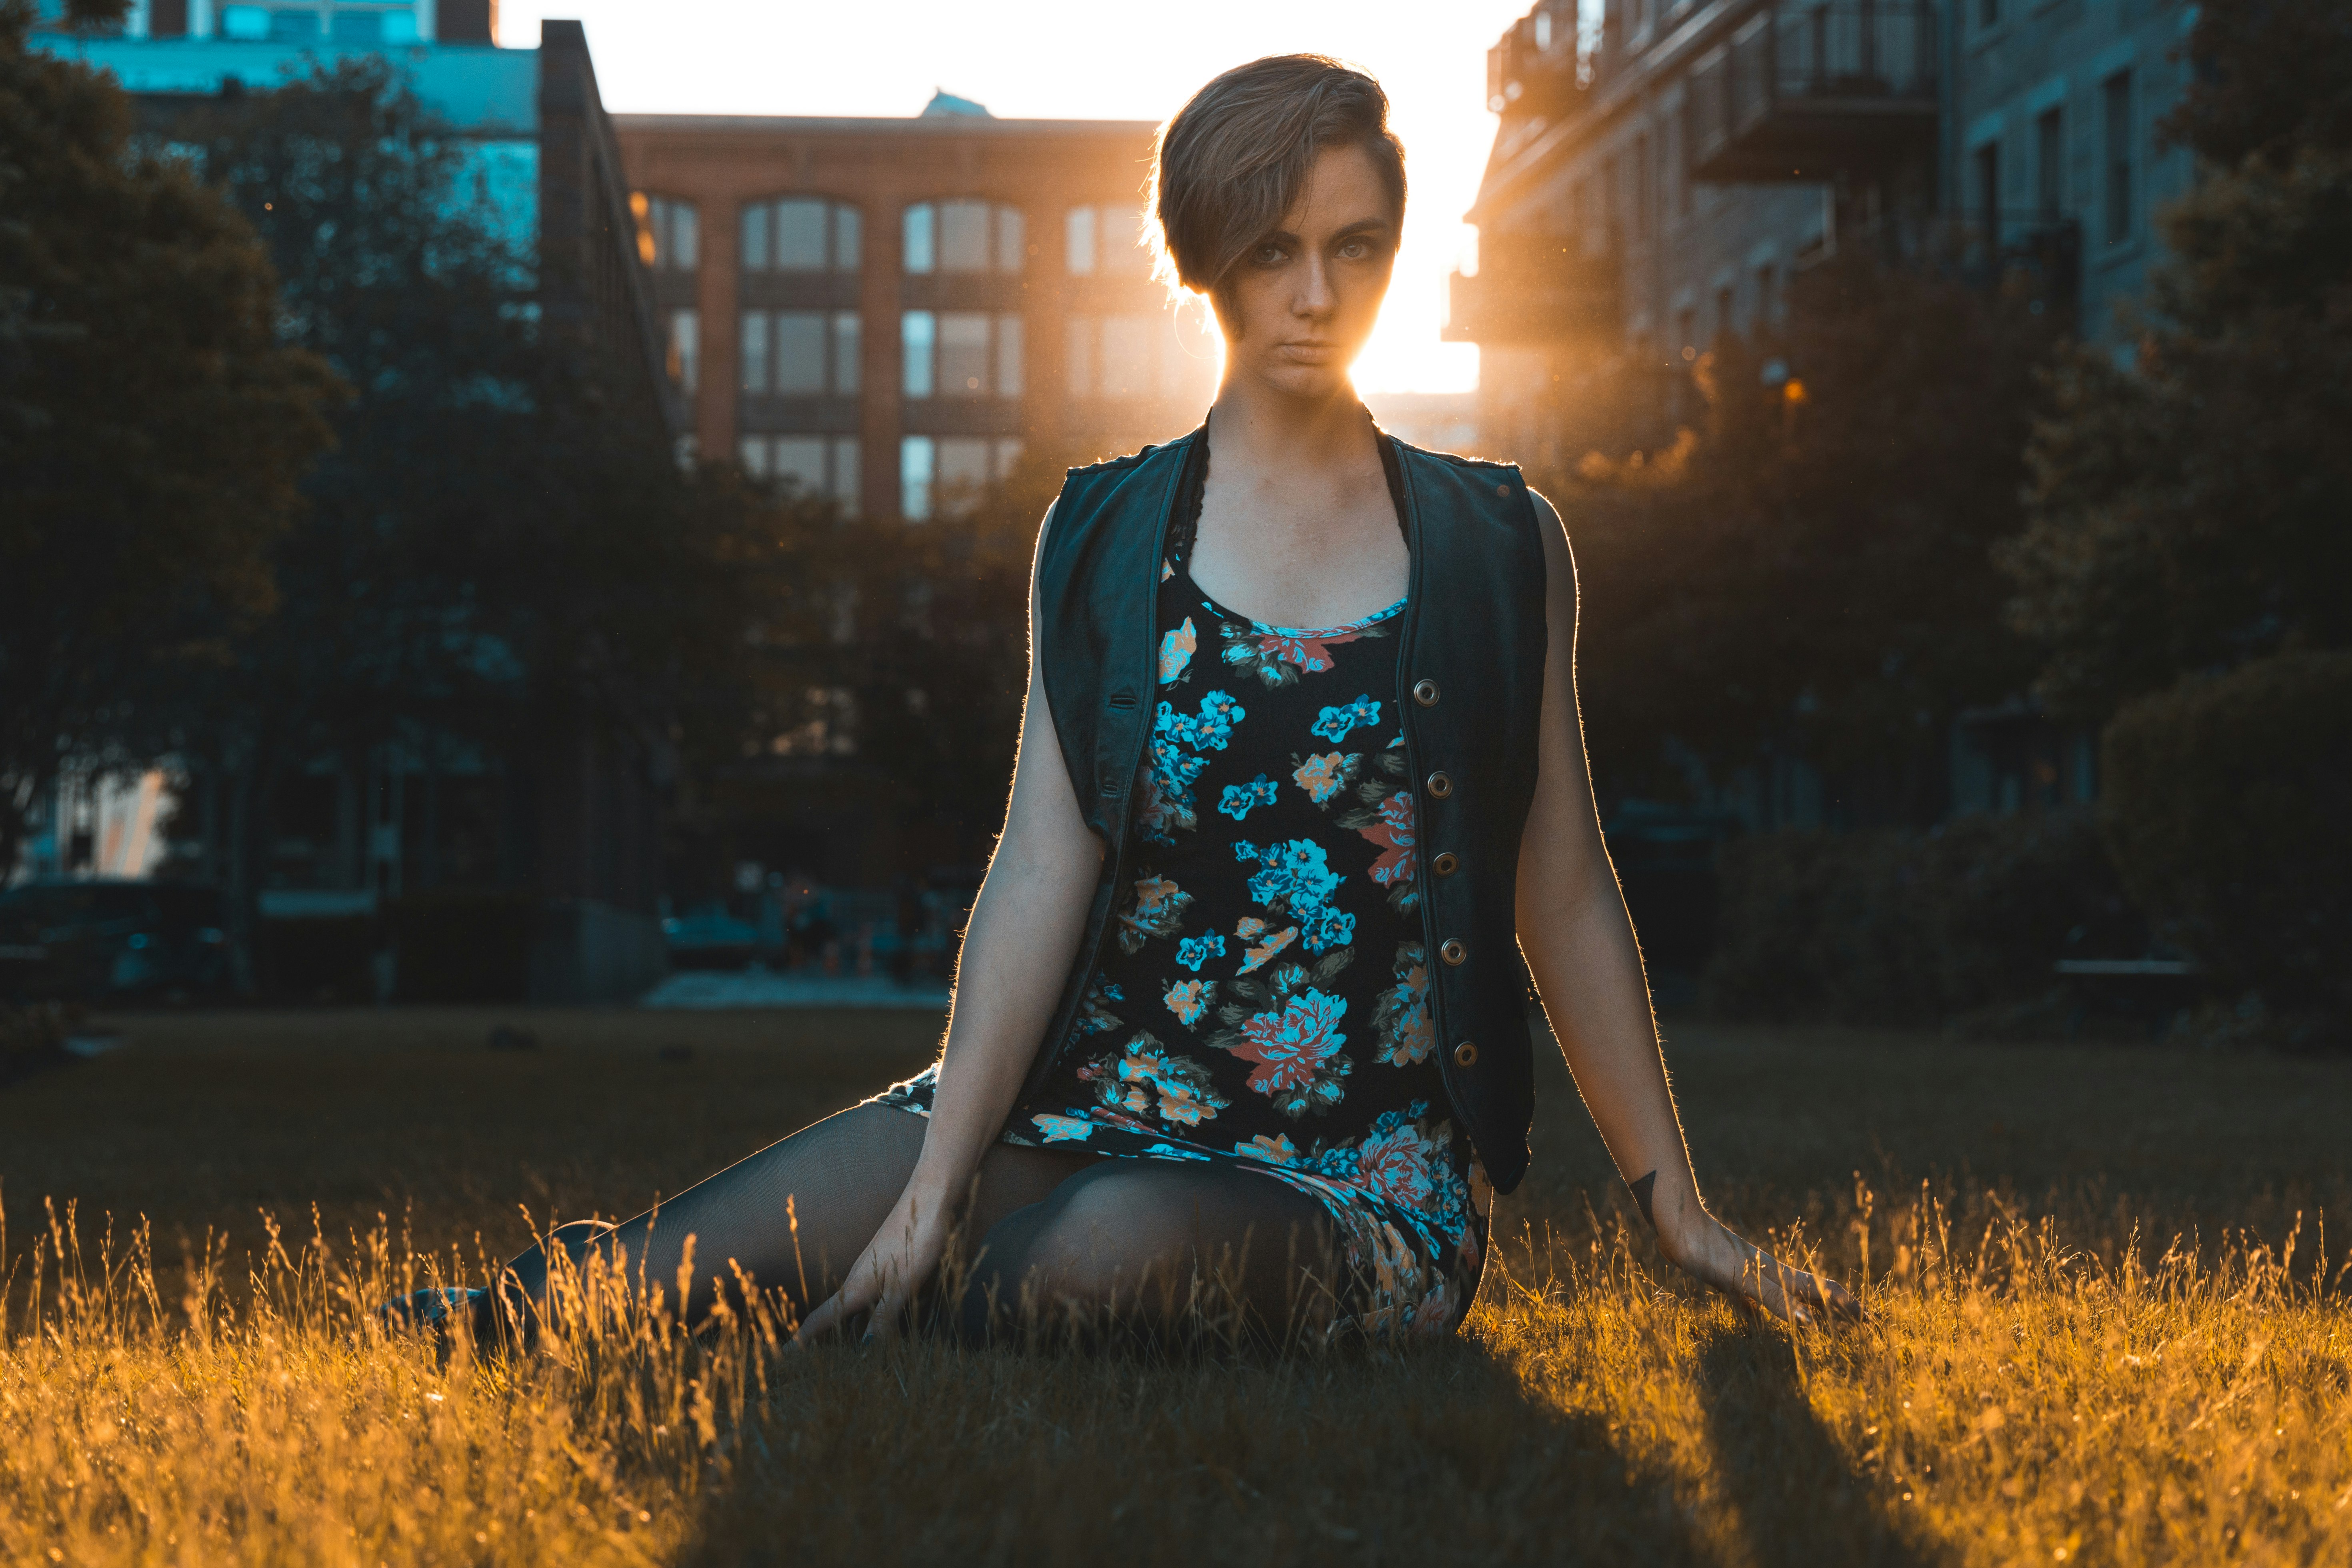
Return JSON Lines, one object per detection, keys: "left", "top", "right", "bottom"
{"left": 741, "top": 198, "right": 862, "bottom": 274}
{"left": 902, "top": 200, "right": 1026, "bottom": 276}
{"left": 630, "top": 194, "right": 698, "bottom": 272}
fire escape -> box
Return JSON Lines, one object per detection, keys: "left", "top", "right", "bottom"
{"left": 1684, "top": 0, "right": 1940, "bottom": 184}
{"left": 1446, "top": 2, "right": 1620, "bottom": 352}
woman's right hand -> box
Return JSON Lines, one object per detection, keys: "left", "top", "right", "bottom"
{"left": 793, "top": 1174, "right": 956, "bottom": 1342}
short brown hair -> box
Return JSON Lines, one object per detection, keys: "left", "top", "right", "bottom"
{"left": 1151, "top": 55, "right": 1407, "bottom": 298}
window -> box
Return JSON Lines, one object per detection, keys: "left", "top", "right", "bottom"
{"left": 1714, "top": 286, "right": 1736, "bottom": 343}
{"left": 740, "top": 310, "right": 859, "bottom": 396}
{"left": 2103, "top": 71, "right": 2134, "bottom": 244}
{"left": 1632, "top": 134, "right": 1652, "bottom": 241}
{"left": 664, "top": 308, "right": 698, "bottom": 393}
{"left": 903, "top": 201, "right": 1026, "bottom": 276}
{"left": 740, "top": 436, "right": 861, "bottom": 513}
{"left": 1755, "top": 263, "right": 1777, "bottom": 324}
{"left": 1674, "top": 307, "right": 1696, "bottom": 361}
{"left": 1674, "top": 112, "right": 1693, "bottom": 218}
{"left": 1065, "top": 204, "right": 1154, "bottom": 276}
{"left": 2036, "top": 108, "right": 2064, "bottom": 221}
{"left": 740, "top": 198, "right": 860, "bottom": 274}
{"left": 902, "top": 311, "right": 1022, "bottom": 398}
{"left": 1975, "top": 140, "right": 2002, "bottom": 246}
{"left": 1067, "top": 312, "right": 1218, "bottom": 401}
{"left": 899, "top": 437, "right": 1026, "bottom": 522}
{"left": 632, "top": 194, "right": 698, "bottom": 272}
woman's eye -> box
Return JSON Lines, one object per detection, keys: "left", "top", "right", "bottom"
{"left": 1338, "top": 239, "right": 1369, "bottom": 259}
{"left": 1254, "top": 244, "right": 1287, "bottom": 266}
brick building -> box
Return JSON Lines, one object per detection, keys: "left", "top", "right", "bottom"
{"left": 614, "top": 98, "right": 1221, "bottom": 520}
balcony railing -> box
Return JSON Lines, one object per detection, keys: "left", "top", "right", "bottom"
{"left": 1442, "top": 234, "right": 1620, "bottom": 346}
{"left": 1688, "top": 1, "right": 1938, "bottom": 183}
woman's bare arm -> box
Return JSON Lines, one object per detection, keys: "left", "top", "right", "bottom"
{"left": 796, "top": 503, "right": 1104, "bottom": 1338}
{"left": 1513, "top": 491, "right": 1856, "bottom": 1325}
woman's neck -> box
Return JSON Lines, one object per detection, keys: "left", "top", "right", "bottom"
{"left": 1204, "top": 373, "right": 1376, "bottom": 476}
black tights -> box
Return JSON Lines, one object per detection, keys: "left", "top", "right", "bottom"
{"left": 497, "top": 1105, "right": 1346, "bottom": 1348}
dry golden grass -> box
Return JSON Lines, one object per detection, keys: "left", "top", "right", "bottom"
{"left": 2, "top": 1006, "right": 2346, "bottom": 1566}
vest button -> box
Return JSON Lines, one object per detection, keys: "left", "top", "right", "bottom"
{"left": 1425, "top": 771, "right": 1453, "bottom": 799}
{"left": 1440, "top": 938, "right": 1466, "bottom": 966}
{"left": 1452, "top": 1040, "right": 1479, "bottom": 1068}
{"left": 1494, "top": 481, "right": 1510, "bottom": 499}
{"left": 1432, "top": 851, "right": 1459, "bottom": 877}
{"left": 1412, "top": 678, "right": 1440, "bottom": 707}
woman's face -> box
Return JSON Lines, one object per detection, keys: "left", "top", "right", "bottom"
{"left": 1213, "top": 142, "right": 1399, "bottom": 400}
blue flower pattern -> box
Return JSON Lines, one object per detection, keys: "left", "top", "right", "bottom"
{"left": 868, "top": 545, "right": 1480, "bottom": 1340}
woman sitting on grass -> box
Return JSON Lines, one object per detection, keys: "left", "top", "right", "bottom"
{"left": 400, "top": 54, "right": 1856, "bottom": 1348}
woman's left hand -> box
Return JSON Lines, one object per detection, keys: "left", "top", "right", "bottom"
{"left": 1657, "top": 1209, "right": 1862, "bottom": 1327}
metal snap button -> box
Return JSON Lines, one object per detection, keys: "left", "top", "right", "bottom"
{"left": 1426, "top": 771, "right": 1453, "bottom": 799}
{"left": 1452, "top": 1040, "right": 1479, "bottom": 1068}
{"left": 1494, "top": 481, "right": 1510, "bottom": 498}
{"left": 1440, "top": 938, "right": 1466, "bottom": 966}
{"left": 1412, "top": 678, "right": 1440, "bottom": 707}
{"left": 1432, "top": 851, "right": 1459, "bottom": 877}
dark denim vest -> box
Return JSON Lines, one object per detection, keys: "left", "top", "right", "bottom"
{"left": 1027, "top": 425, "right": 1550, "bottom": 1193}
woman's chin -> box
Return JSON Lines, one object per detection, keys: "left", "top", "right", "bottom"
{"left": 1241, "top": 360, "right": 1358, "bottom": 402}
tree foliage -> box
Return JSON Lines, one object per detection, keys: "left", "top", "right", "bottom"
{"left": 141, "top": 60, "right": 776, "bottom": 970}
{"left": 723, "top": 436, "right": 1149, "bottom": 878}
{"left": 0, "top": 0, "right": 337, "bottom": 877}
{"left": 2002, "top": 2, "right": 2352, "bottom": 719}
{"left": 1550, "top": 253, "right": 2055, "bottom": 822}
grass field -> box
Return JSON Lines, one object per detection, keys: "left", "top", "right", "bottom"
{"left": 2, "top": 1005, "right": 2346, "bottom": 1566}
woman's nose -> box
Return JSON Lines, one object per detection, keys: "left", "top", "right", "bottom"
{"left": 1293, "top": 253, "right": 1335, "bottom": 316}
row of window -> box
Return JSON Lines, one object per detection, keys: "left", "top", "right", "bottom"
{"left": 634, "top": 196, "right": 1153, "bottom": 278}
{"left": 665, "top": 308, "right": 1205, "bottom": 402}
{"left": 1970, "top": 71, "right": 2138, "bottom": 247}
{"left": 218, "top": 4, "right": 417, "bottom": 42}
{"left": 735, "top": 436, "right": 1023, "bottom": 524}
{"left": 1562, "top": 71, "right": 2141, "bottom": 254}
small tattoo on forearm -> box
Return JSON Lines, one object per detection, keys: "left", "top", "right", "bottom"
{"left": 1629, "top": 1170, "right": 1658, "bottom": 1230}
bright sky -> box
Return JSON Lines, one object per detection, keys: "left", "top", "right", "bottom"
{"left": 497, "top": 0, "right": 1534, "bottom": 394}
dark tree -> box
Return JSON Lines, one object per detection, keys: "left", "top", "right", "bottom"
{"left": 152, "top": 60, "right": 774, "bottom": 981}
{"left": 0, "top": 0, "right": 336, "bottom": 878}
{"left": 1554, "top": 254, "right": 2056, "bottom": 823}
{"left": 2001, "top": 1, "right": 2352, "bottom": 718}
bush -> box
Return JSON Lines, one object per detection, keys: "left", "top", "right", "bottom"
{"left": 2100, "top": 652, "right": 2352, "bottom": 1039}
{"left": 388, "top": 890, "right": 536, "bottom": 1003}
{"left": 256, "top": 916, "right": 380, "bottom": 1002}
{"left": 1704, "top": 810, "right": 2141, "bottom": 1026}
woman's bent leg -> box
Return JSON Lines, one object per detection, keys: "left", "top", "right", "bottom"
{"left": 500, "top": 1104, "right": 1096, "bottom": 1327}
{"left": 956, "top": 1160, "right": 1345, "bottom": 1350}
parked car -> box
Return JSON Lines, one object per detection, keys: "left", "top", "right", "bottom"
{"left": 0, "top": 880, "right": 229, "bottom": 1002}
{"left": 659, "top": 902, "right": 762, "bottom": 971}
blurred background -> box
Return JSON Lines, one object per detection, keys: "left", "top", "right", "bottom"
{"left": 4, "top": 0, "right": 2344, "bottom": 1049}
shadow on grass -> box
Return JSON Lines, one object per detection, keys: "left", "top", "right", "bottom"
{"left": 676, "top": 1335, "right": 1722, "bottom": 1566}
{"left": 1694, "top": 1325, "right": 1950, "bottom": 1568}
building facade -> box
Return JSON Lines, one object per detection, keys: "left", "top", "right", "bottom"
{"left": 1457, "top": 0, "right": 2196, "bottom": 472}
{"left": 614, "top": 101, "right": 1220, "bottom": 521}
